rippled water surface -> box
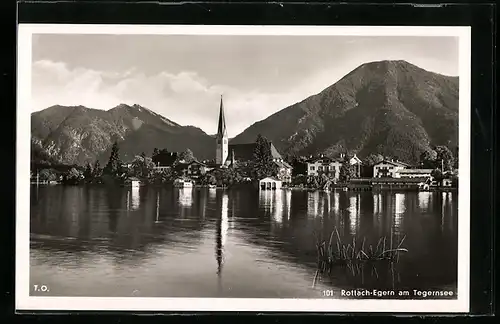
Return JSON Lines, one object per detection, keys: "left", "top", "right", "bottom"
{"left": 30, "top": 186, "right": 458, "bottom": 298}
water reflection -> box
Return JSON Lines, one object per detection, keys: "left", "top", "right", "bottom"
{"left": 178, "top": 188, "right": 193, "bottom": 207}
{"left": 208, "top": 188, "right": 216, "bottom": 200}
{"left": 333, "top": 191, "right": 340, "bottom": 214}
{"left": 418, "top": 191, "right": 431, "bottom": 211}
{"left": 130, "top": 187, "right": 140, "bottom": 210}
{"left": 272, "top": 190, "right": 283, "bottom": 224}
{"left": 30, "top": 186, "right": 458, "bottom": 298}
{"left": 348, "top": 194, "right": 360, "bottom": 235}
{"left": 394, "top": 193, "right": 406, "bottom": 235}
{"left": 307, "top": 191, "right": 320, "bottom": 217}
{"left": 221, "top": 193, "right": 229, "bottom": 246}
{"left": 155, "top": 191, "right": 160, "bottom": 223}
{"left": 286, "top": 190, "right": 292, "bottom": 219}
{"left": 259, "top": 190, "right": 290, "bottom": 225}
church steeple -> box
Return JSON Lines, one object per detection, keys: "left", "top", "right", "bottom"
{"left": 215, "top": 95, "right": 229, "bottom": 166}
{"left": 217, "top": 95, "right": 227, "bottom": 138}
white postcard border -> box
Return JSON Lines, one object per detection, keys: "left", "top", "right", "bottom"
{"left": 16, "top": 24, "right": 471, "bottom": 313}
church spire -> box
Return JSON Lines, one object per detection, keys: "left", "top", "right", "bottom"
{"left": 217, "top": 95, "right": 227, "bottom": 138}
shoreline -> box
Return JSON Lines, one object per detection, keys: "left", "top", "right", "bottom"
{"left": 30, "top": 183, "right": 458, "bottom": 192}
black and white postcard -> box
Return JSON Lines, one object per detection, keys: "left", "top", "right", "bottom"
{"left": 16, "top": 25, "right": 471, "bottom": 313}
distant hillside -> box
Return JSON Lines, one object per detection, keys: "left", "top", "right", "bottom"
{"left": 231, "top": 60, "right": 459, "bottom": 164}
{"left": 31, "top": 104, "right": 215, "bottom": 166}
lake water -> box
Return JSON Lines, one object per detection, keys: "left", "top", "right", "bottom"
{"left": 29, "top": 185, "right": 458, "bottom": 298}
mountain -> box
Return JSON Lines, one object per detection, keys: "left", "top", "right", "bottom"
{"left": 231, "top": 60, "right": 459, "bottom": 164}
{"left": 31, "top": 104, "right": 215, "bottom": 166}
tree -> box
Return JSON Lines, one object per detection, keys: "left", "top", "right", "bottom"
{"left": 131, "top": 153, "right": 155, "bottom": 179}
{"left": 83, "top": 162, "right": 93, "bottom": 182}
{"left": 307, "top": 175, "right": 320, "bottom": 189}
{"left": 177, "top": 148, "right": 196, "bottom": 164}
{"left": 92, "top": 160, "right": 102, "bottom": 181}
{"left": 64, "top": 167, "right": 83, "bottom": 185}
{"left": 431, "top": 169, "right": 444, "bottom": 184}
{"left": 364, "top": 153, "right": 384, "bottom": 166}
{"left": 339, "top": 161, "right": 356, "bottom": 183}
{"left": 250, "top": 134, "right": 278, "bottom": 181}
{"left": 152, "top": 148, "right": 159, "bottom": 159}
{"left": 435, "top": 145, "right": 454, "bottom": 171}
{"left": 420, "top": 149, "right": 438, "bottom": 169}
{"left": 199, "top": 172, "right": 217, "bottom": 186}
{"left": 104, "top": 141, "right": 122, "bottom": 177}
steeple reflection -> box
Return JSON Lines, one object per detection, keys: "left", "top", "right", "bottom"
{"left": 216, "top": 192, "right": 229, "bottom": 293}
{"left": 155, "top": 190, "right": 161, "bottom": 223}
{"left": 221, "top": 192, "right": 229, "bottom": 246}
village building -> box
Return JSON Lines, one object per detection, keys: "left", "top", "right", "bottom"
{"left": 372, "top": 160, "right": 411, "bottom": 178}
{"left": 213, "top": 95, "right": 292, "bottom": 182}
{"left": 186, "top": 160, "right": 209, "bottom": 178}
{"left": 306, "top": 158, "right": 343, "bottom": 179}
{"left": 349, "top": 154, "right": 363, "bottom": 178}
{"left": 259, "top": 177, "right": 282, "bottom": 190}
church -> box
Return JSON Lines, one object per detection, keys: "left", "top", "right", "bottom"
{"left": 214, "top": 96, "right": 292, "bottom": 183}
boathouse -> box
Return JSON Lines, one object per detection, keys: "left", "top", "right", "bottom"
{"left": 259, "top": 177, "right": 282, "bottom": 190}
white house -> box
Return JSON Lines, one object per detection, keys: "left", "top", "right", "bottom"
{"left": 259, "top": 177, "right": 282, "bottom": 190}
{"left": 306, "top": 158, "right": 343, "bottom": 179}
{"left": 273, "top": 158, "right": 292, "bottom": 184}
{"left": 373, "top": 160, "right": 411, "bottom": 178}
{"left": 349, "top": 154, "right": 363, "bottom": 177}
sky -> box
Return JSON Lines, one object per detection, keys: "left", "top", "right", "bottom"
{"left": 31, "top": 34, "right": 459, "bottom": 136}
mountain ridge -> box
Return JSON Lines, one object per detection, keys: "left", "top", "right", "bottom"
{"left": 230, "top": 60, "right": 459, "bottom": 164}
{"left": 31, "top": 60, "right": 459, "bottom": 167}
{"left": 31, "top": 103, "right": 215, "bottom": 166}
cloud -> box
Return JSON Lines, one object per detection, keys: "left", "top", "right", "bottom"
{"left": 31, "top": 59, "right": 340, "bottom": 135}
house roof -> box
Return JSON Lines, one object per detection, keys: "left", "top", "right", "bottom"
{"left": 398, "top": 168, "right": 433, "bottom": 174}
{"left": 349, "top": 155, "right": 362, "bottom": 164}
{"left": 128, "top": 177, "right": 141, "bottom": 181}
{"left": 259, "top": 176, "right": 281, "bottom": 182}
{"left": 374, "top": 160, "right": 411, "bottom": 167}
{"left": 228, "top": 142, "right": 283, "bottom": 161}
{"left": 372, "top": 177, "right": 428, "bottom": 183}
{"left": 307, "top": 158, "right": 343, "bottom": 164}
{"left": 274, "top": 159, "right": 292, "bottom": 169}
{"left": 188, "top": 160, "right": 206, "bottom": 167}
